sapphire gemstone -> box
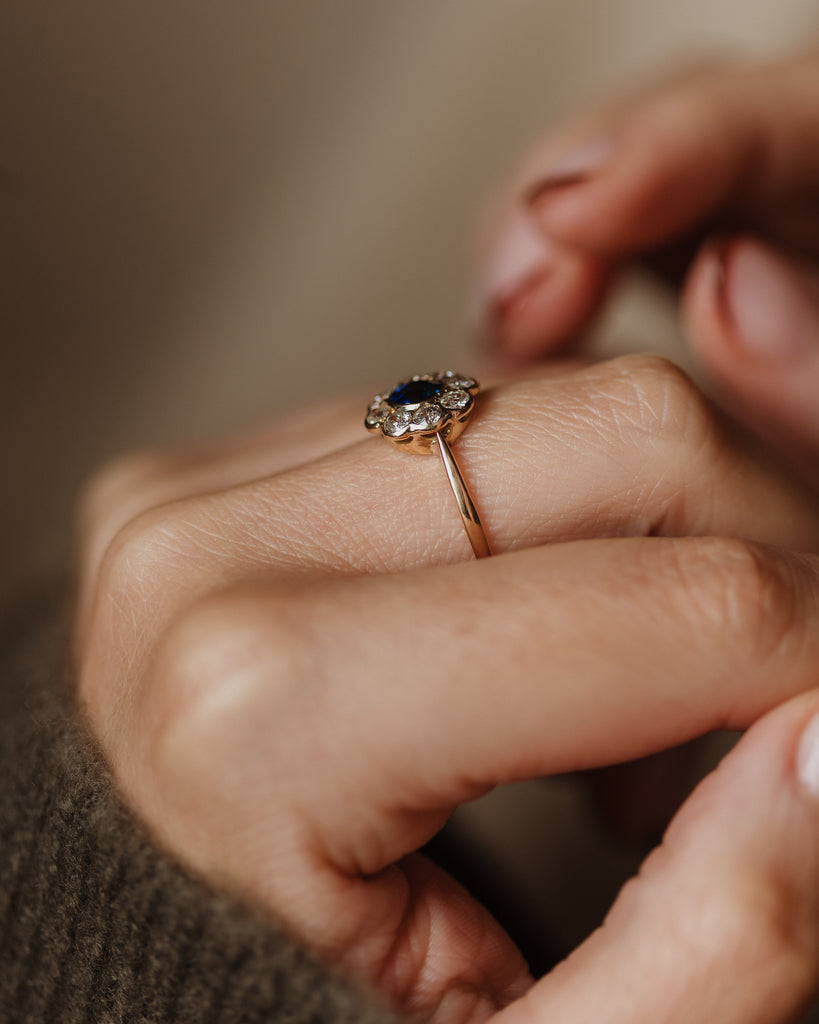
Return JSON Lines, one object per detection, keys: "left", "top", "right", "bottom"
{"left": 388, "top": 379, "right": 443, "bottom": 406}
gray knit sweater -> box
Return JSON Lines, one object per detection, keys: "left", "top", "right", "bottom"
{"left": 0, "top": 598, "right": 401, "bottom": 1024}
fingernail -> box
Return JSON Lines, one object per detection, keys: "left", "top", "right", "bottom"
{"left": 467, "top": 206, "right": 554, "bottom": 337}
{"left": 723, "top": 241, "right": 819, "bottom": 363}
{"left": 796, "top": 710, "right": 819, "bottom": 799}
{"left": 526, "top": 137, "right": 614, "bottom": 206}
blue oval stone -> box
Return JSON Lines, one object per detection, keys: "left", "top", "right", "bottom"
{"left": 388, "top": 379, "right": 442, "bottom": 406}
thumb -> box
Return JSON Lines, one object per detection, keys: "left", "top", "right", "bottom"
{"left": 685, "top": 237, "right": 819, "bottom": 478}
{"left": 496, "top": 691, "right": 819, "bottom": 1024}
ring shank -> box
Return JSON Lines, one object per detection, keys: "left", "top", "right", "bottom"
{"left": 435, "top": 433, "right": 491, "bottom": 559}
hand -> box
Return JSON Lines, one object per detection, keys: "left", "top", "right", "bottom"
{"left": 477, "top": 49, "right": 819, "bottom": 475}
{"left": 76, "top": 358, "right": 819, "bottom": 1022}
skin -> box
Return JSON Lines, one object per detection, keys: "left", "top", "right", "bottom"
{"left": 76, "top": 50, "right": 819, "bottom": 1024}
{"left": 482, "top": 45, "right": 819, "bottom": 842}
{"left": 487, "top": 49, "right": 819, "bottom": 466}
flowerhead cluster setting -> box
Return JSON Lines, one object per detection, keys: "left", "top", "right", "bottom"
{"left": 365, "top": 371, "right": 479, "bottom": 454}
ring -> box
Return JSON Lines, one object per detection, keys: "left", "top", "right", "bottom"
{"left": 365, "top": 371, "right": 491, "bottom": 559}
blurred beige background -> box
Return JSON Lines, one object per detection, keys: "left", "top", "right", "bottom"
{"left": 3, "top": 0, "right": 819, "bottom": 1004}
{"left": 3, "top": 0, "right": 817, "bottom": 602}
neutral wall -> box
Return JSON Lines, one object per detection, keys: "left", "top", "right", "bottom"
{"left": 3, "top": 0, "right": 817, "bottom": 598}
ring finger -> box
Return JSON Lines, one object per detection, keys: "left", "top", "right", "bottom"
{"left": 125, "top": 533, "right": 819, "bottom": 1016}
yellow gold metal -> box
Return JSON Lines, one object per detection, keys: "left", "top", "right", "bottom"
{"left": 435, "top": 432, "right": 491, "bottom": 559}
{"left": 365, "top": 371, "right": 491, "bottom": 559}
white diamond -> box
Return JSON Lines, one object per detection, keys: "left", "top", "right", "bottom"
{"left": 384, "top": 409, "right": 412, "bottom": 436}
{"left": 366, "top": 402, "right": 390, "bottom": 426}
{"left": 444, "top": 374, "right": 475, "bottom": 389}
{"left": 441, "top": 389, "right": 470, "bottom": 410}
{"left": 411, "top": 403, "right": 444, "bottom": 429}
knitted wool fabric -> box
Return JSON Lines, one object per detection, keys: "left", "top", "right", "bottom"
{"left": 0, "top": 594, "right": 401, "bottom": 1024}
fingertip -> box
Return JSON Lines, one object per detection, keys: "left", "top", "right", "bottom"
{"left": 794, "top": 695, "right": 819, "bottom": 804}
{"left": 496, "top": 253, "right": 611, "bottom": 363}
{"left": 683, "top": 237, "right": 819, "bottom": 455}
{"left": 680, "top": 238, "right": 732, "bottom": 371}
{"left": 517, "top": 692, "right": 819, "bottom": 1024}
{"left": 526, "top": 106, "right": 726, "bottom": 254}
{"left": 468, "top": 205, "right": 612, "bottom": 365}
{"left": 683, "top": 236, "right": 814, "bottom": 366}
{"left": 658, "top": 689, "right": 819, "bottom": 876}
{"left": 695, "top": 691, "right": 819, "bottom": 816}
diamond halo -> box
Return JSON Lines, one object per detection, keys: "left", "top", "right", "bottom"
{"left": 365, "top": 371, "right": 479, "bottom": 454}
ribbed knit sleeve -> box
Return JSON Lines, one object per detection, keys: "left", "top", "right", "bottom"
{"left": 0, "top": 596, "right": 402, "bottom": 1024}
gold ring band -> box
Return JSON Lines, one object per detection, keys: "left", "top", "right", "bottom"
{"left": 365, "top": 371, "right": 491, "bottom": 559}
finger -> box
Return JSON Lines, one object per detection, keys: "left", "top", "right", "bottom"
{"left": 213, "top": 537, "right": 819, "bottom": 871}
{"left": 470, "top": 205, "right": 612, "bottom": 363}
{"left": 77, "top": 395, "right": 365, "bottom": 582}
{"left": 132, "top": 537, "right": 819, "bottom": 1017}
{"left": 74, "top": 394, "right": 381, "bottom": 636}
{"left": 525, "top": 52, "right": 819, "bottom": 256}
{"left": 78, "top": 360, "right": 584, "bottom": 566}
{"left": 83, "top": 357, "right": 819, "bottom": 626}
{"left": 500, "top": 691, "right": 819, "bottom": 1024}
{"left": 684, "top": 236, "right": 819, "bottom": 483}
{"left": 478, "top": 53, "right": 819, "bottom": 359}
{"left": 75, "top": 361, "right": 591, "bottom": 631}
{"left": 80, "top": 358, "right": 819, "bottom": 683}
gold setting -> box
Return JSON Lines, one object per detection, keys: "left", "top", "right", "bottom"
{"left": 365, "top": 371, "right": 490, "bottom": 559}
{"left": 365, "top": 371, "right": 478, "bottom": 454}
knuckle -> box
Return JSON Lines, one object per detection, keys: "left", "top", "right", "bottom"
{"left": 146, "top": 589, "right": 304, "bottom": 767}
{"left": 79, "top": 506, "right": 200, "bottom": 723}
{"left": 77, "top": 449, "right": 168, "bottom": 544}
{"left": 95, "top": 503, "right": 193, "bottom": 612}
{"left": 601, "top": 354, "right": 715, "bottom": 447}
{"left": 125, "top": 591, "right": 310, "bottom": 885}
{"left": 689, "top": 869, "right": 818, "bottom": 1000}
{"left": 76, "top": 449, "right": 183, "bottom": 601}
{"left": 617, "top": 842, "right": 819, "bottom": 1011}
{"left": 666, "top": 538, "right": 800, "bottom": 671}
